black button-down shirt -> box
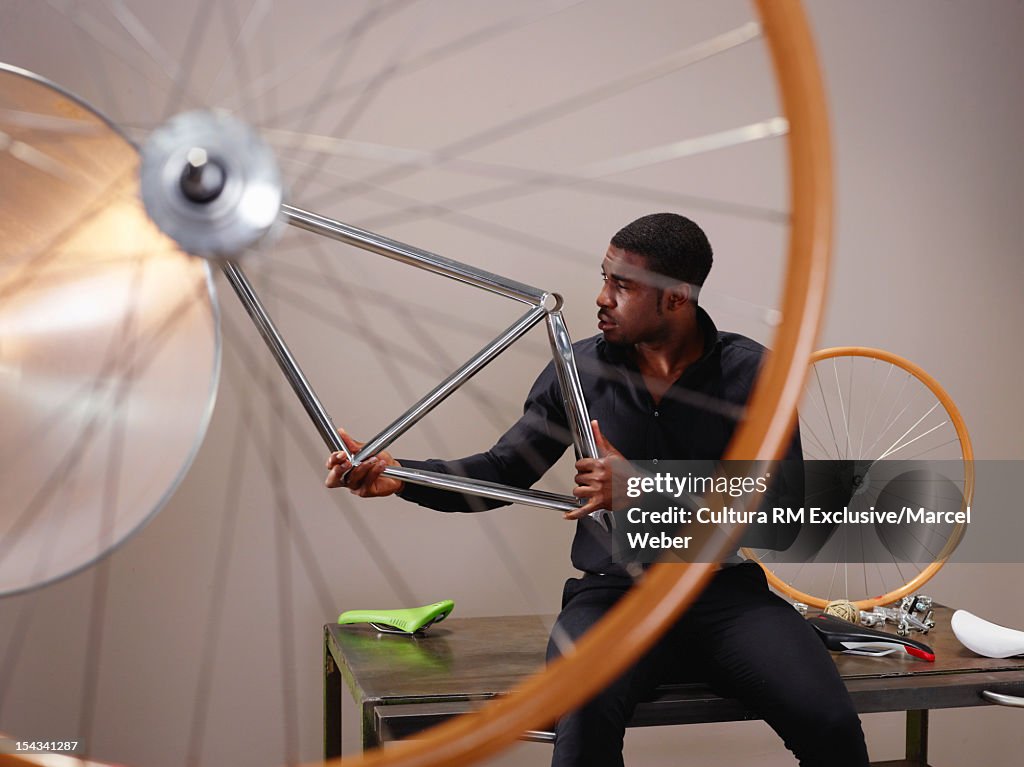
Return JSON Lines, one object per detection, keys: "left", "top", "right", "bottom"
{"left": 400, "top": 308, "right": 797, "bottom": 575}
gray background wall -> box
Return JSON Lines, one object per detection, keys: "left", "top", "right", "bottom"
{"left": 1, "top": 1, "right": 1022, "bottom": 765}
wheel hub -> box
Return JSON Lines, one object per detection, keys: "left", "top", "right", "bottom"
{"left": 140, "top": 110, "right": 282, "bottom": 259}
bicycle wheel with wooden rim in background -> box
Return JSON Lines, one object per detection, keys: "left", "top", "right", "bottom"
{"left": 743, "top": 346, "right": 974, "bottom": 612}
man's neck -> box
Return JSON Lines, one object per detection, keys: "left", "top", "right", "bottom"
{"left": 631, "top": 311, "right": 705, "bottom": 382}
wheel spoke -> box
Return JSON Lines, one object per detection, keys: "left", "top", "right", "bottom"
{"left": 302, "top": 21, "right": 763, "bottom": 210}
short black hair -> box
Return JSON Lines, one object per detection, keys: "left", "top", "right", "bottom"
{"left": 610, "top": 213, "right": 713, "bottom": 288}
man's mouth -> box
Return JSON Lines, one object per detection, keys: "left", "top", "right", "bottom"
{"left": 597, "top": 314, "right": 616, "bottom": 330}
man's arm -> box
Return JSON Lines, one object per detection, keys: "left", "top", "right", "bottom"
{"left": 325, "top": 361, "right": 574, "bottom": 512}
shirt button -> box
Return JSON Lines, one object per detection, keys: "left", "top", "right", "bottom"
{"left": 654, "top": 410, "right": 659, "bottom": 417}
{"left": 652, "top": 458, "right": 659, "bottom": 465}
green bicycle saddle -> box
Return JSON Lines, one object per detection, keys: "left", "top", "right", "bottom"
{"left": 337, "top": 600, "right": 454, "bottom": 635}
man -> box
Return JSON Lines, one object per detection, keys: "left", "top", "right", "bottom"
{"left": 326, "top": 213, "right": 868, "bottom": 766}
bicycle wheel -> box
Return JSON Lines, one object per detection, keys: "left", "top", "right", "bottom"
{"left": 0, "top": 64, "right": 220, "bottom": 597}
{"left": 0, "top": 2, "right": 830, "bottom": 766}
{"left": 743, "top": 347, "right": 974, "bottom": 611}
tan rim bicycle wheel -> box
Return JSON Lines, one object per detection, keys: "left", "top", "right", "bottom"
{"left": 0, "top": 1, "right": 830, "bottom": 766}
{"left": 743, "top": 346, "right": 974, "bottom": 611}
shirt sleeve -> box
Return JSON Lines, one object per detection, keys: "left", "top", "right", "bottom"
{"left": 396, "top": 361, "right": 573, "bottom": 512}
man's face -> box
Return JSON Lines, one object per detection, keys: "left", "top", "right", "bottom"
{"left": 596, "top": 245, "right": 668, "bottom": 345}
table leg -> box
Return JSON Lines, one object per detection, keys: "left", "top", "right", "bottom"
{"left": 362, "top": 702, "right": 382, "bottom": 750}
{"left": 324, "top": 630, "right": 342, "bottom": 759}
{"left": 905, "top": 709, "right": 928, "bottom": 766}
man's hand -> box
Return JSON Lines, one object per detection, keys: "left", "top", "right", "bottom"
{"left": 325, "top": 428, "right": 405, "bottom": 497}
{"left": 568, "top": 420, "right": 629, "bottom": 520}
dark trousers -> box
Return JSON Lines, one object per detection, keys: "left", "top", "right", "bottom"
{"left": 546, "top": 563, "right": 869, "bottom": 767}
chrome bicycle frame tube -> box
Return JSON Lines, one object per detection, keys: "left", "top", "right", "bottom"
{"left": 545, "top": 310, "right": 608, "bottom": 527}
{"left": 220, "top": 261, "right": 351, "bottom": 459}
{"left": 282, "top": 204, "right": 547, "bottom": 305}
{"left": 546, "top": 310, "right": 598, "bottom": 459}
{"left": 383, "top": 465, "right": 579, "bottom": 512}
{"left": 355, "top": 304, "right": 548, "bottom": 462}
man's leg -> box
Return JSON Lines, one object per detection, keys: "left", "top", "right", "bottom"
{"left": 546, "top": 575, "right": 672, "bottom": 767}
{"left": 682, "top": 563, "right": 870, "bottom": 767}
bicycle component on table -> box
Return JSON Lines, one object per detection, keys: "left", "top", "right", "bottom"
{"left": 859, "top": 594, "right": 935, "bottom": 636}
{"left": 952, "top": 610, "right": 1024, "bottom": 659}
{"left": 338, "top": 600, "right": 455, "bottom": 636}
{"left": 808, "top": 613, "right": 935, "bottom": 662}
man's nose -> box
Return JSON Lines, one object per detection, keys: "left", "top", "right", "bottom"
{"left": 597, "top": 283, "right": 613, "bottom": 307}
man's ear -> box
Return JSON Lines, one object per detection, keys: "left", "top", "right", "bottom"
{"left": 665, "top": 283, "right": 691, "bottom": 311}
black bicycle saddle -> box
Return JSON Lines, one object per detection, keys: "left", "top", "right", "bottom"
{"left": 807, "top": 613, "right": 935, "bottom": 662}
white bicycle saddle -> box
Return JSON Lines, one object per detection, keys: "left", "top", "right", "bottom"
{"left": 951, "top": 610, "right": 1024, "bottom": 658}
